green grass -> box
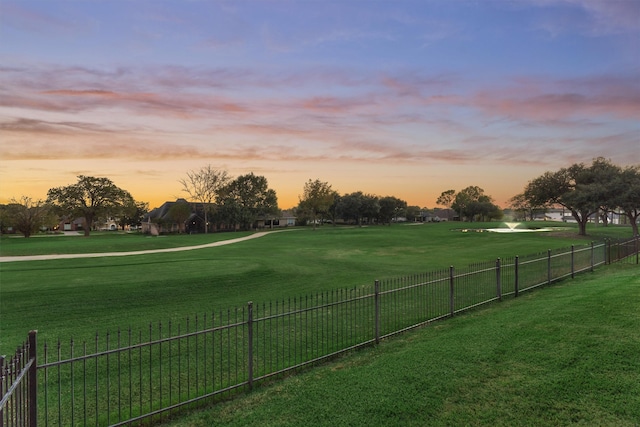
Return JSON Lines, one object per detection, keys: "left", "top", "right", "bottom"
{"left": 161, "top": 265, "right": 640, "bottom": 427}
{"left": 0, "top": 230, "right": 255, "bottom": 256}
{"left": 0, "top": 222, "right": 633, "bottom": 354}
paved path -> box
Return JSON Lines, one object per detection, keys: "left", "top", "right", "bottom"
{"left": 0, "top": 230, "right": 292, "bottom": 263}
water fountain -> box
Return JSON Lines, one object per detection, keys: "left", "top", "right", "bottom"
{"left": 455, "top": 222, "right": 558, "bottom": 233}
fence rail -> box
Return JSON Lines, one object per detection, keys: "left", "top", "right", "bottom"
{"left": 1, "top": 236, "right": 637, "bottom": 426}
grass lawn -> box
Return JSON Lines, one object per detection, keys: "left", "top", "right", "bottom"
{"left": 162, "top": 265, "right": 640, "bottom": 427}
{"left": 0, "top": 222, "right": 634, "bottom": 354}
{"left": 0, "top": 230, "right": 255, "bottom": 256}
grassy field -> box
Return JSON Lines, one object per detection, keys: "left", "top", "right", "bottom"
{"left": 0, "top": 222, "right": 633, "bottom": 353}
{"left": 162, "top": 265, "right": 640, "bottom": 427}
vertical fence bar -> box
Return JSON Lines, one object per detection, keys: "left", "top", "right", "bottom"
{"left": 28, "top": 331, "right": 37, "bottom": 427}
{"left": 374, "top": 281, "right": 380, "bottom": 345}
{"left": 547, "top": 249, "right": 552, "bottom": 285}
{"left": 571, "top": 245, "right": 575, "bottom": 279}
{"left": 514, "top": 256, "right": 519, "bottom": 298}
{"left": 247, "top": 302, "right": 254, "bottom": 391}
{"left": 1, "top": 355, "right": 5, "bottom": 427}
{"left": 636, "top": 237, "right": 639, "bottom": 265}
{"left": 590, "top": 242, "right": 594, "bottom": 272}
{"left": 496, "top": 258, "right": 502, "bottom": 302}
{"left": 449, "top": 266, "right": 455, "bottom": 316}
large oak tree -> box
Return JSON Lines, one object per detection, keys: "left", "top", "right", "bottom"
{"left": 611, "top": 165, "right": 640, "bottom": 236}
{"left": 47, "top": 175, "right": 133, "bottom": 237}
{"left": 523, "top": 158, "right": 628, "bottom": 236}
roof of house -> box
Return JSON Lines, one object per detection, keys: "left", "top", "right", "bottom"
{"left": 143, "top": 199, "right": 202, "bottom": 222}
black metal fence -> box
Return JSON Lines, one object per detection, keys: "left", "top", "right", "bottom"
{"left": 1, "top": 237, "right": 638, "bottom": 426}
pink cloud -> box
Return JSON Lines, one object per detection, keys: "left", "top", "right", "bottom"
{"left": 469, "top": 73, "right": 640, "bottom": 121}
{"left": 2, "top": 61, "right": 638, "bottom": 171}
{"left": 41, "top": 89, "right": 120, "bottom": 98}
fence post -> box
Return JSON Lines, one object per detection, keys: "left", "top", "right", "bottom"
{"left": 571, "top": 245, "right": 575, "bottom": 279}
{"left": 247, "top": 302, "right": 254, "bottom": 391}
{"left": 590, "top": 242, "right": 594, "bottom": 272}
{"left": 374, "top": 280, "right": 380, "bottom": 345}
{"left": 0, "top": 355, "right": 5, "bottom": 427}
{"left": 547, "top": 249, "right": 552, "bottom": 285}
{"left": 514, "top": 256, "right": 519, "bottom": 298}
{"left": 28, "top": 330, "right": 37, "bottom": 427}
{"left": 496, "top": 258, "right": 502, "bottom": 301}
{"left": 636, "top": 236, "right": 639, "bottom": 265}
{"left": 449, "top": 266, "right": 455, "bottom": 317}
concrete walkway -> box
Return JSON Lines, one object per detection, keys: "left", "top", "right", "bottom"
{"left": 0, "top": 230, "right": 292, "bottom": 263}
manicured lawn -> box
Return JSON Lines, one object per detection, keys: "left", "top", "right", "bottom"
{"left": 0, "top": 230, "right": 255, "bottom": 256}
{"left": 0, "top": 222, "right": 633, "bottom": 353}
{"left": 162, "top": 265, "right": 640, "bottom": 427}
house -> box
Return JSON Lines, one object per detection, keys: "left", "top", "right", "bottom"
{"left": 142, "top": 200, "right": 297, "bottom": 234}
{"left": 533, "top": 208, "right": 626, "bottom": 225}
{"left": 57, "top": 216, "right": 85, "bottom": 232}
{"left": 98, "top": 217, "right": 120, "bottom": 231}
{"left": 256, "top": 212, "right": 296, "bottom": 229}
{"left": 141, "top": 199, "right": 206, "bottom": 234}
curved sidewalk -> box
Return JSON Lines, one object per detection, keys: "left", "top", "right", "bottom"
{"left": 0, "top": 230, "right": 290, "bottom": 263}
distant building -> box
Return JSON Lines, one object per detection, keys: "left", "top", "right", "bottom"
{"left": 141, "top": 199, "right": 206, "bottom": 234}
{"left": 142, "top": 200, "right": 296, "bottom": 234}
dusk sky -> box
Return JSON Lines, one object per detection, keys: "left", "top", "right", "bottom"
{"left": 1, "top": 0, "right": 638, "bottom": 210}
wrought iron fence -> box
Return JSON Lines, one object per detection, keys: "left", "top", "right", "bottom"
{"left": 1, "top": 237, "right": 637, "bottom": 426}
{"left": 0, "top": 332, "right": 37, "bottom": 427}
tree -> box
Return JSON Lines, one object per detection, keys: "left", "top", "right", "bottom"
{"left": 118, "top": 200, "right": 149, "bottom": 231}
{"left": 436, "top": 190, "right": 462, "bottom": 220}
{"left": 612, "top": 165, "right": 640, "bottom": 236}
{"left": 378, "top": 196, "right": 407, "bottom": 225}
{"left": 5, "top": 197, "right": 51, "bottom": 237}
{"left": 335, "top": 192, "right": 380, "bottom": 225}
{"left": 0, "top": 204, "right": 11, "bottom": 234}
{"left": 436, "top": 189, "right": 456, "bottom": 220}
{"left": 326, "top": 193, "right": 341, "bottom": 225}
{"left": 219, "top": 173, "right": 279, "bottom": 231}
{"left": 509, "top": 193, "right": 539, "bottom": 221}
{"left": 405, "top": 205, "right": 422, "bottom": 222}
{"left": 523, "top": 158, "right": 618, "bottom": 236}
{"left": 168, "top": 201, "right": 192, "bottom": 233}
{"left": 451, "top": 186, "right": 501, "bottom": 222}
{"left": 585, "top": 157, "right": 622, "bottom": 226}
{"left": 298, "top": 179, "right": 336, "bottom": 230}
{"left": 480, "top": 200, "right": 504, "bottom": 221}
{"left": 360, "top": 194, "right": 380, "bottom": 224}
{"left": 336, "top": 192, "right": 364, "bottom": 225}
{"left": 180, "top": 165, "right": 230, "bottom": 233}
{"left": 47, "top": 176, "right": 133, "bottom": 237}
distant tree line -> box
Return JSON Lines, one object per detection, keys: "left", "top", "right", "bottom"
{"left": 3, "top": 158, "right": 637, "bottom": 238}
{"left": 295, "top": 179, "right": 412, "bottom": 227}
{"left": 436, "top": 186, "right": 503, "bottom": 222}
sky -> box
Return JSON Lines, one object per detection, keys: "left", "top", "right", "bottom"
{"left": 1, "top": 0, "right": 638, "bottom": 210}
